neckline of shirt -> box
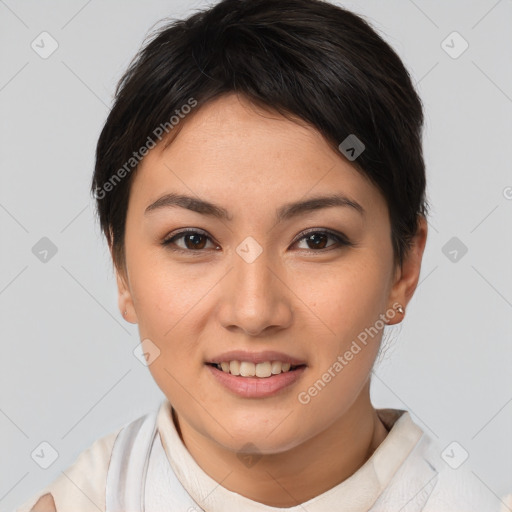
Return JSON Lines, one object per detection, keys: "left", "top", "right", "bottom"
{"left": 156, "top": 399, "right": 424, "bottom": 512}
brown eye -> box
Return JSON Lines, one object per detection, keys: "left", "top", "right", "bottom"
{"left": 294, "top": 230, "right": 352, "bottom": 251}
{"left": 162, "top": 229, "right": 218, "bottom": 252}
{"left": 181, "top": 232, "right": 207, "bottom": 250}
{"left": 302, "top": 232, "right": 330, "bottom": 249}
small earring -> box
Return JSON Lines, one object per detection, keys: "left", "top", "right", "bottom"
{"left": 123, "top": 310, "right": 127, "bottom": 317}
{"left": 395, "top": 304, "right": 404, "bottom": 315}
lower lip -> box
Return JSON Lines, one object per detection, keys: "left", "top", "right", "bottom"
{"left": 206, "top": 364, "right": 307, "bottom": 398}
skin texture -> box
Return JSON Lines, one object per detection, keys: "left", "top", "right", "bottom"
{"left": 115, "top": 93, "right": 428, "bottom": 507}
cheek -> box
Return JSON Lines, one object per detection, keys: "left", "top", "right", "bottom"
{"left": 127, "top": 242, "right": 204, "bottom": 331}
{"left": 124, "top": 246, "right": 205, "bottom": 380}
{"left": 291, "top": 261, "right": 387, "bottom": 427}
{"left": 301, "top": 255, "right": 390, "bottom": 345}
{"left": 131, "top": 260, "right": 210, "bottom": 407}
{"left": 291, "top": 255, "right": 389, "bottom": 401}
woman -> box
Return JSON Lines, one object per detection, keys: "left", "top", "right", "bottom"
{"left": 17, "top": 0, "right": 508, "bottom": 510}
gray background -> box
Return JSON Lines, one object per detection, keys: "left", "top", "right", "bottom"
{"left": 1, "top": 0, "right": 511, "bottom": 510}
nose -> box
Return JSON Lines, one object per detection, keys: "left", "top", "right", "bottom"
{"left": 218, "top": 246, "right": 294, "bottom": 337}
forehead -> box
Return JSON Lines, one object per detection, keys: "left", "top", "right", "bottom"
{"left": 128, "top": 94, "right": 385, "bottom": 220}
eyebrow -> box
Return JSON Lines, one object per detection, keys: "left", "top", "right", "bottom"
{"left": 144, "top": 192, "right": 365, "bottom": 222}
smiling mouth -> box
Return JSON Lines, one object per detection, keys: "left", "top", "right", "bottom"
{"left": 206, "top": 361, "right": 306, "bottom": 378}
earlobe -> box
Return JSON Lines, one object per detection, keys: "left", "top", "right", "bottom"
{"left": 386, "top": 216, "right": 428, "bottom": 325}
{"left": 386, "top": 302, "right": 405, "bottom": 326}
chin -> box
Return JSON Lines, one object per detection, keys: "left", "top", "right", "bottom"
{"left": 204, "top": 411, "right": 310, "bottom": 455}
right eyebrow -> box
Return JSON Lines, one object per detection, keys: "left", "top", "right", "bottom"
{"left": 144, "top": 193, "right": 233, "bottom": 220}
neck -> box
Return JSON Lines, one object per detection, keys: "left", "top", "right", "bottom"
{"left": 173, "top": 382, "right": 389, "bottom": 507}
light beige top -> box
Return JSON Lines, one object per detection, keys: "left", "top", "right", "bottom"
{"left": 16, "top": 399, "right": 510, "bottom": 511}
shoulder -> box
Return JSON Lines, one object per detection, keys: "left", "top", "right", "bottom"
{"left": 16, "top": 427, "right": 121, "bottom": 512}
{"left": 373, "top": 414, "right": 507, "bottom": 512}
{"left": 411, "top": 434, "right": 504, "bottom": 511}
{"left": 422, "top": 461, "right": 507, "bottom": 512}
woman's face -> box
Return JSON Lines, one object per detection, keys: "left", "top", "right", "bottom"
{"left": 117, "top": 93, "right": 424, "bottom": 454}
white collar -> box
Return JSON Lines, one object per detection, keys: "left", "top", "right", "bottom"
{"left": 155, "top": 399, "right": 424, "bottom": 511}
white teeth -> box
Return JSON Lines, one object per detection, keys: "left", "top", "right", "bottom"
{"left": 256, "top": 361, "right": 272, "bottom": 377}
{"left": 229, "top": 360, "right": 241, "bottom": 376}
{"left": 215, "top": 360, "right": 297, "bottom": 377}
{"left": 271, "top": 361, "right": 282, "bottom": 374}
{"left": 240, "top": 361, "right": 256, "bottom": 377}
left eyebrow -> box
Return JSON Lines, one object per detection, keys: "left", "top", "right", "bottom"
{"left": 144, "top": 192, "right": 365, "bottom": 221}
{"left": 276, "top": 193, "right": 365, "bottom": 222}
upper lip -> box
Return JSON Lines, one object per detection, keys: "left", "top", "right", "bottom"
{"left": 206, "top": 350, "right": 307, "bottom": 366}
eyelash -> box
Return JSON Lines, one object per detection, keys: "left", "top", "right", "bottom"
{"left": 161, "top": 228, "right": 353, "bottom": 254}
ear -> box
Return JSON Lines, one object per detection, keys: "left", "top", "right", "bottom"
{"left": 109, "top": 240, "right": 138, "bottom": 325}
{"left": 115, "top": 265, "right": 137, "bottom": 324}
{"left": 386, "top": 216, "right": 428, "bottom": 326}
{"left": 108, "top": 240, "right": 137, "bottom": 324}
